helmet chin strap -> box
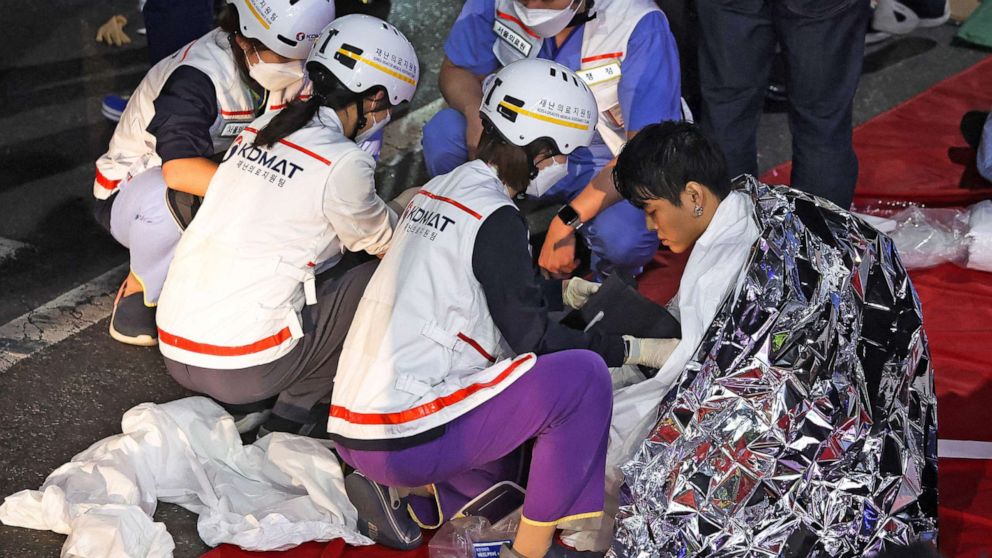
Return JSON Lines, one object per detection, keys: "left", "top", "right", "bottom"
{"left": 350, "top": 97, "right": 368, "bottom": 140}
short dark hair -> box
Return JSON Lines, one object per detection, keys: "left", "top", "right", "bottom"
{"left": 613, "top": 121, "right": 731, "bottom": 208}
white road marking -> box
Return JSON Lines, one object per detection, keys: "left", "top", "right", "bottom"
{"left": 0, "top": 264, "right": 126, "bottom": 373}
{"left": 938, "top": 439, "right": 992, "bottom": 460}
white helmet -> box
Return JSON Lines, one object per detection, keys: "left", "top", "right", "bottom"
{"left": 479, "top": 59, "right": 598, "bottom": 155}
{"left": 306, "top": 14, "right": 420, "bottom": 106}
{"left": 228, "top": 0, "right": 335, "bottom": 59}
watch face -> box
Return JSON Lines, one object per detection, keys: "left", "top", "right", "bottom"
{"left": 558, "top": 205, "right": 580, "bottom": 226}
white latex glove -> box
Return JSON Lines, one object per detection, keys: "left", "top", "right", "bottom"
{"left": 623, "top": 336, "right": 680, "bottom": 368}
{"left": 96, "top": 15, "right": 131, "bottom": 46}
{"left": 562, "top": 277, "right": 601, "bottom": 310}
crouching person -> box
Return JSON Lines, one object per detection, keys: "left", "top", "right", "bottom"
{"left": 609, "top": 123, "right": 938, "bottom": 556}
{"left": 327, "top": 59, "right": 677, "bottom": 558}
{"left": 155, "top": 16, "right": 420, "bottom": 438}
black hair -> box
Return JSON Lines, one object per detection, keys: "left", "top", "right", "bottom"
{"left": 216, "top": 4, "right": 265, "bottom": 91}
{"left": 254, "top": 63, "right": 386, "bottom": 147}
{"left": 613, "top": 121, "right": 731, "bottom": 208}
{"left": 476, "top": 116, "right": 557, "bottom": 194}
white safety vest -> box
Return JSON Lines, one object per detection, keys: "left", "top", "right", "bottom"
{"left": 492, "top": 0, "right": 660, "bottom": 155}
{"left": 156, "top": 108, "right": 380, "bottom": 369}
{"left": 328, "top": 160, "right": 538, "bottom": 443}
{"left": 93, "top": 28, "right": 307, "bottom": 199}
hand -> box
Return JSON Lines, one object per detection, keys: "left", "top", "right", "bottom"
{"left": 96, "top": 15, "right": 131, "bottom": 47}
{"left": 465, "top": 112, "right": 484, "bottom": 160}
{"left": 623, "top": 336, "right": 680, "bottom": 369}
{"left": 562, "top": 277, "right": 600, "bottom": 310}
{"left": 539, "top": 217, "right": 579, "bottom": 279}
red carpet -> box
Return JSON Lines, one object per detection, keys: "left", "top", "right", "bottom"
{"left": 202, "top": 58, "right": 992, "bottom": 558}
{"left": 762, "top": 55, "right": 992, "bottom": 208}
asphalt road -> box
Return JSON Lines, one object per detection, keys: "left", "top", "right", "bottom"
{"left": 0, "top": 3, "right": 987, "bottom": 555}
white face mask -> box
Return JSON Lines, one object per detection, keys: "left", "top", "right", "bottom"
{"left": 513, "top": 0, "right": 580, "bottom": 38}
{"left": 355, "top": 110, "right": 391, "bottom": 145}
{"left": 246, "top": 46, "right": 304, "bottom": 91}
{"left": 526, "top": 158, "right": 568, "bottom": 197}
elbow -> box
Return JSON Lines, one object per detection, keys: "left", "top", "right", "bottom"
{"left": 161, "top": 160, "right": 180, "bottom": 191}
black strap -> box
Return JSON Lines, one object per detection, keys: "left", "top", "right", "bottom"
{"left": 165, "top": 189, "right": 203, "bottom": 232}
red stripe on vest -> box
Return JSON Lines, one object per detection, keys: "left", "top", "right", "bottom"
{"left": 581, "top": 52, "right": 623, "bottom": 64}
{"left": 329, "top": 354, "right": 535, "bottom": 425}
{"left": 415, "top": 190, "right": 482, "bottom": 220}
{"left": 241, "top": 127, "right": 332, "bottom": 166}
{"left": 496, "top": 10, "right": 541, "bottom": 39}
{"left": 95, "top": 167, "right": 121, "bottom": 190}
{"left": 458, "top": 332, "right": 496, "bottom": 362}
{"left": 158, "top": 327, "right": 293, "bottom": 356}
{"left": 220, "top": 109, "right": 255, "bottom": 117}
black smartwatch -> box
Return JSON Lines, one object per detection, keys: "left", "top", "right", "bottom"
{"left": 557, "top": 204, "right": 584, "bottom": 230}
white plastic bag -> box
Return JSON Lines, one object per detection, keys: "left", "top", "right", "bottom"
{"left": 428, "top": 515, "right": 519, "bottom": 558}
{"left": 967, "top": 200, "right": 992, "bottom": 272}
{"left": 885, "top": 206, "right": 970, "bottom": 269}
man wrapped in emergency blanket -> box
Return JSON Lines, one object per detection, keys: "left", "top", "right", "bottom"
{"left": 611, "top": 177, "right": 939, "bottom": 556}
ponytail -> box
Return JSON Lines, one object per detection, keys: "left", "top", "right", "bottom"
{"left": 253, "top": 65, "right": 365, "bottom": 147}
{"left": 254, "top": 97, "right": 321, "bottom": 147}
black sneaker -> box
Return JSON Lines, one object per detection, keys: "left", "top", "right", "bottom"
{"left": 109, "top": 281, "right": 157, "bottom": 346}
{"left": 344, "top": 471, "right": 423, "bottom": 550}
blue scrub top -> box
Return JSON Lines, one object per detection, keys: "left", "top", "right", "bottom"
{"left": 444, "top": 0, "right": 682, "bottom": 139}
{"left": 444, "top": 0, "right": 682, "bottom": 172}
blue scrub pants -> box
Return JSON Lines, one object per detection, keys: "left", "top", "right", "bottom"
{"left": 423, "top": 108, "right": 659, "bottom": 277}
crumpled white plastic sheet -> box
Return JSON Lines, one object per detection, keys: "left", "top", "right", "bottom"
{"left": 967, "top": 200, "right": 992, "bottom": 272}
{"left": 0, "top": 397, "right": 372, "bottom": 557}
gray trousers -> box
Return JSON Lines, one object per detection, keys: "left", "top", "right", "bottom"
{"left": 163, "top": 259, "right": 378, "bottom": 424}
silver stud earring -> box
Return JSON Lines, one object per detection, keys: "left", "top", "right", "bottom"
{"left": 693, "top": 205, "right": 704, "bottom": 217}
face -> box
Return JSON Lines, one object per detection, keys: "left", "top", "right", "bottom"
{"left": 356, "top": 90, "right": 392, "bottom": 133}
{"left": 641, "top": 186, "right": 708, "bottom": 254}
{"left": 534, "top": 152, "right": 567, "bottom": 170}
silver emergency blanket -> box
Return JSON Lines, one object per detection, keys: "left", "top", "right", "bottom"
{"left": 612, "top": 178, "right": 938, "bottom": 557}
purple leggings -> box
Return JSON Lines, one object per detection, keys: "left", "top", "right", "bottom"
{"left": 336, "top": 350, "right": 613, "bottom": 527}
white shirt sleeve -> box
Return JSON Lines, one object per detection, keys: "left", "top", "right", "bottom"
{"left": 322, "top": 149, "right": 397, "bottom": 256}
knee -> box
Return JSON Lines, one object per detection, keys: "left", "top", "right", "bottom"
{"left": 565, "top": 350, "right": 613, "bottom": 408}
{"left": 422, "top": 108, "right": 468, "bottom": 176}
{"left": 588, "top": 218, "right": 658, "bottom": 271}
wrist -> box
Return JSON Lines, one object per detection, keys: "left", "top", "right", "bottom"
{"left": 556, "top": 204, "right": 584, "bottom": 230}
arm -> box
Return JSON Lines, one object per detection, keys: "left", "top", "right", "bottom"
{"left": 473, "top": 206, "right": 626, "bottom": 366}
{"left": 539, "top": 12, "right": 682, "bottom": 275}
{"left": 161, "top": 158, "right": 218, "bottom": 197}
{"left": 979, "top": 112, "right": 992, "bottom": 182}
{"left": 439, "top": 57, "right": 486, "bottom": 158}
{"left": 148, "top": 66, "right": 223, "bottom": 196}
{"left": 322, "top": 149, "right": 396, "bottom": 256}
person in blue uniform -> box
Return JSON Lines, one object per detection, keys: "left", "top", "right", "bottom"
{"left": 422, "top": 0, "right": 683, "bottom": 279}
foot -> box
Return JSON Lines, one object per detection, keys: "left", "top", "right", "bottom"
{"left": 101, "top": 94, "right": 130, "bottom": 122}
{"left": 109, "top": 281, "right": 157, "bottom": 346}
{"left": 344, "top": 471, "right": 423, "bottom": 550}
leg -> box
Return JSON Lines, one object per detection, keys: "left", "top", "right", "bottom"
{"left": 109, "top": 167, "right": 181, "bottom": 305}
{"left": 159, "top": 261, "right": 378, "bottom": 425}
{"left": 776, "top": 0, "right": 871, "bottom": 209}
{"left": 695, "top": 0, "right": 776, "bottom": 178}
{"left": 579, "top": 200, "right": 660, "bottom": 278}
{"left": 338, "top": 350, "right": 613, "bottom": 556}
{"left": 270, "top": 260, "right": 379, "bottom": 423}
{"left": 142, "top": 0, "right": 215, "bottom": 65}
{"left": 422, "top": 108, "right": 470, "bottom": 177}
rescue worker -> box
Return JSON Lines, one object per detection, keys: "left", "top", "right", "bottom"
{"left": 93, "top": 0, "right": 336, "bottom": 346}
{"left": 155, "top": 15, "right": 420, "bottom": 438}
{"left": 329, "top": 59, "right": 679, "bottom": 558}
{"left": 422, "top": 0, "right": 683, "bottom": 279}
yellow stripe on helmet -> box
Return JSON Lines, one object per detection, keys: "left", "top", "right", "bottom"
{"left": 335, "top": 48, "right": 417, "bottom": 86}
{"left": 497, "top": 101, "right": 589, "bottom": 131}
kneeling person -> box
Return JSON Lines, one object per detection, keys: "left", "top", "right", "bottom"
{"left": 329, "top": 59, "right": 677, "bottom": 558}
{"left": 155, "top": 16, "right": 420, "bottom": 438}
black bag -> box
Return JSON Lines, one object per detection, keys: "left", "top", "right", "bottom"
{"left": 563, "top": 274, "right": 681, "bottom": 339}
